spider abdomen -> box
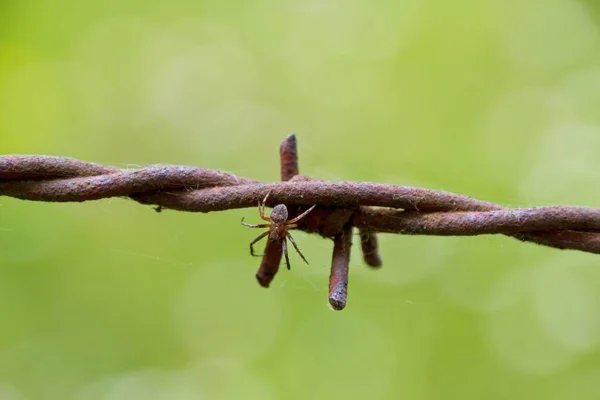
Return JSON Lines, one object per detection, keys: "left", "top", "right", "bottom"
{"left": 270, "top": 204, "right": 289, "bottom": 224}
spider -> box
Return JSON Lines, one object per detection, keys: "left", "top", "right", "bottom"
{"left": 241, "top": 192, "right": 316, "bottom": 270}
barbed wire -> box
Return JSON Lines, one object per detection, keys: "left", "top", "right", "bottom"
{"left": 2, "top": 134, "right": 599, "bottom": 310}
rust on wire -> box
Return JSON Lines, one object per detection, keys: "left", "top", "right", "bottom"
{"left": 3, "top": 135, "right": 600, "bottom": 309}
{"left": 256, "top": 239, "right": 283, "bottom": 288}
{"left": 359, "top": 227, "right": 382, "bottom": 268}
{"left": 329, "top": 224, "right": 353, "bottom": 310}
{"left": 280, "top": 132, "right": 299, "bottom": 182}
{"left": 253, "top": 132, "right": 301, "bottom": 288}
{"left": 253, "top": 133, "right": 298, "bottom": 288}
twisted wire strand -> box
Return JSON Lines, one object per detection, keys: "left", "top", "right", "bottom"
{"left": 1, "top": 155, "right": 600, "bottom": 254}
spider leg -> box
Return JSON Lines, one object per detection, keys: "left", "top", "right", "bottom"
{"left": 282, "top": 237, "right": 291, "bottom": 270}
{"left": 286, "top": 232, "right": 309, "bottom": 265}
{"left": 259, "top": 191, "right": 271, "bottom": 222}
{"left": 241, "top": 218, "right": 270, "bottom": 229}
{"left": 249, "top": 230, "right": 270, "bottom": 256}
{"left": 287, "top": 204, "right": 317, "bottom": 224}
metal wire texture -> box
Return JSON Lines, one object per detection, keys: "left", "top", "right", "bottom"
{"left": 2, "top": 134, "right": 600, "bottom": 309}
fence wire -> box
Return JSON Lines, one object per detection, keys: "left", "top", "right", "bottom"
{"left": 2, "top": 134, "right": 599, "bottom": 309}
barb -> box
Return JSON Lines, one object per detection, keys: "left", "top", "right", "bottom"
{"left": 253, "top": 133, "right": 297, "bottom": 288}
{"left": 359, "top": 226, "right": 382, "bottom": 268}
{"left": 2, "top": 134, "right": 600, "bottom": 309}
{"left": 256, "top": 239, "right": 283, "bottom": 288}
{"left": 280, "top": 132, "right": 299, "bottom": 182}
{"left": 329, "top": 223, "right": 353, "bottom": 310}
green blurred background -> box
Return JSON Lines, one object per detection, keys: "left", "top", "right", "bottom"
{"left": 3, "top": 0, "right": 600, "bottom": 399}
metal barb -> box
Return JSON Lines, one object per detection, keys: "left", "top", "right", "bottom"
{"left": 254, "top": 133, "right": 301, "bottom": 286}
{"left": 359, "top": 229, "right": 382, "bottom": 268}
{"left": 329, "top": 224, "right": 353, "bottom": 310}
{"left": 280, "top": 132, "right": 299, "bottom": 182}
{"left": 256, "top": 239, "right": 283, "bottom": 288}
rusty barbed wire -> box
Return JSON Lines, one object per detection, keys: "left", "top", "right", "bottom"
{"left": 2, "top": 134, "right": 600, "bottom": 310}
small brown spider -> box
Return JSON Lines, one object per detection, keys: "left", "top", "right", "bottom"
{"left": 241, "top": 192, "right": 316, "bottom": 270}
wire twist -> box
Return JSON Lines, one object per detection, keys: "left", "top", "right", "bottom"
{"left": 2, "top": 134, "right": 600, "bottom": 309}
